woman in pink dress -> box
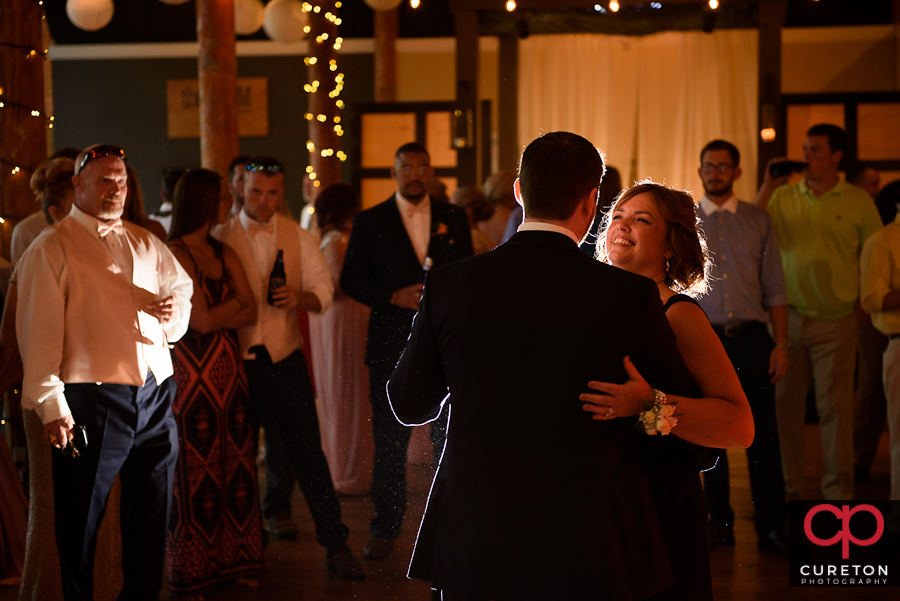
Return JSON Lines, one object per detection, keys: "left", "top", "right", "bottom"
{"left": 309, "top": 184, "right": 374, "bottom": 495}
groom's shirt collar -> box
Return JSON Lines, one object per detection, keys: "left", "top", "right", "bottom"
{"left": 517, "top": 221, "right": 581, "bottom": 245}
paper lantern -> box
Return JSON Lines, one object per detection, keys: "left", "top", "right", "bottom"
{"left": 66, "top": 0, "right": 114, "bottom": 32}
{"left": 363, "top": 0, "right": 403, "bottom": 10}
{"left": 235, "top": 0, "right": 265, "bottom": 36}
{"left": 159, "top": 0, "right": 191, "bottom": 5}
{"left": 263, "top": 0, "right": 308, "bottom": 44}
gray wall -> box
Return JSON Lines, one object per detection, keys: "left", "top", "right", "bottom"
{"left": 51, "top": 53, "right": 374, "bottom": 216}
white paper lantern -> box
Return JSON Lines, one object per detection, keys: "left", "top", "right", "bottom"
{"left": 66, "top": 0, "right": 115, "bottom": 32}
{"left": 159, "top": 0, "right": 191, "bottom": 5}
{"left": 363, "top": 0, "right": 403, "bottom": 10}
{"left": 235, "top": 0, "right": 265, "bottom": 36}
{"left": 263, "top": 0, "right": 308, "bottom": 44}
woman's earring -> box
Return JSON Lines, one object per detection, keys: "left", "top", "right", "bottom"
{"left": 665, "top": 256, "right": 670, "bottom": 274}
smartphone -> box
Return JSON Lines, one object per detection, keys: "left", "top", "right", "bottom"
{"left": 769, "top": 161, "right": 808, "bottom": 178}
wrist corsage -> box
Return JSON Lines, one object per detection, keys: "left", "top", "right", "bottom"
{"left": 639, "top": 387, "right": 677, "bottom": 436}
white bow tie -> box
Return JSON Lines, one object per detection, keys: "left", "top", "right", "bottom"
{"left": 97, "top": 219, "right": 124, "bottom": 239}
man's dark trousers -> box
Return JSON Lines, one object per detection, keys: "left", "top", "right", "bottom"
{"left": 244, "top": 347, "right": 349, "bottom": 550}
{"left": 369, "top": 363, "right": 447, "bottom": 540}
{"left": 53, "top": 372, "right": 179, "bottom": 601}
{"left": 704, "top": 322, "right": 786, "bottom": 537}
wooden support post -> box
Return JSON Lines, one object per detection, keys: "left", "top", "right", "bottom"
{"left": 757, "top": 0, "right": 788, "bottom": 187}
{"left": 894, "top": 0, "right": 900, "bottom": 90}
{"left": 498, "top": 34, "right": 519, "bottom": 173}
{"left": 0, "top": 0, "right": 48, "bottom": 259}
{"left": 307, "top": 4, "right": 342, "bottom": 190}
{"left": 196, "top": 0, "right": 239, "bottom": 177}
{"left": 374, "top": 8, "right": 398, "bottom": 103}
{"left": 454, "top": 10, "right": 479, "bottom": 187}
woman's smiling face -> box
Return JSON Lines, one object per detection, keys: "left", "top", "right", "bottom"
{"left": 604, "top": 192, "right": 669, "bottom": 280}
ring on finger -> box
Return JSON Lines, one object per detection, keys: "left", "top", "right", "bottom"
{"left": 606, "top": 407, "right": 614, "bottom": 417}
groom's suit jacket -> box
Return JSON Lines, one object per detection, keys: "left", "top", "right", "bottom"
{"left": 389, "top": 230, "right": 700, "bottom": 601}
{"left": 340, "top": 196, "right": 473, "bottom": 370}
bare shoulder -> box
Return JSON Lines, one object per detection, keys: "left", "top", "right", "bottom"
{"left": 666, "top": 301, "right": 715, "bottom": 342}
{"left": 221, "top": 243, "right": 244, "bottom": 270}
{"left": 166, "top": 241, "right": 195, "bottom": 269}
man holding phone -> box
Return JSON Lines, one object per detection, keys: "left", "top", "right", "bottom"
{"left": 754, "top": 124, "right": 882, "bottom": 502}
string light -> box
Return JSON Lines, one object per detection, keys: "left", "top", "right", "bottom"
{"left": 505, "top": 0, "right": 515, "bottom": 10}
{"left": 0, "top": 97, "right": 55, "bottom": 128}
{"left": 303, "top": 3, "right": 347, "bottom": 177}
{"left": 0, "top": 157, "right": 33, "bottom": 174}
{"left": 708, "top": 0, "right": 718, "bottom": 8}
{"left": 609, "top": 1, "right": 619, "bottom": 11}
{"left": 0, "top": 41, "right": 49, "bottom": 61}
{"left": 410, "top": 0, "right": 420, "bottom": 7}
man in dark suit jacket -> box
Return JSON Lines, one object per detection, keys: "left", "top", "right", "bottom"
{"left": 388, "top": 132, "right": 700, "bottom": 601}
{"left": 341, "top": 142, "right": 473, "bottom": 560}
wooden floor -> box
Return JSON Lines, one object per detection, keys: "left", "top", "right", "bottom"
{"left": 1, "top": 423, "right": 897, "bottom": 601}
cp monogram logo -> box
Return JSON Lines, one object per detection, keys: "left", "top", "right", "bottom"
{"left": 803, "top": 504, "right": 884, "bottom": 559}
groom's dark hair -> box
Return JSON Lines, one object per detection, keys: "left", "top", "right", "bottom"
{"left": 518, "top": 131, "right": 605, "bottom": 221}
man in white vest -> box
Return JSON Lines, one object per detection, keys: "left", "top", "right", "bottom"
{"left": 16, "top": 144, "right": 194, "bottom": 601}
{"left": 212, "top": 155, "right": 364, "bottom": 580}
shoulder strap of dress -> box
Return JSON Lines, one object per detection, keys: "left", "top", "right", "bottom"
{"left": 663, "top": 294, "right": 699, "bottom": 313}
{"left": 169, "top": 238, "right": 200, "bottom": 277}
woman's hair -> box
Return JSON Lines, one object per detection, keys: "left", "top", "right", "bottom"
{"left": 482, "top": 170, "right": 516, "bottom": 208}
{"left": 167, "top": 168, "right": 223, "bottom": 242}
{"left": 124, "top": 165, "right": 148, "bottom": 224}
{"left": 314, "top": 183, "right": 359, "bottom": 231}
{"left": 30, "top": 158, "right": 75, "bottom": 224}
{"left": 452, "top": 186, "right": 494, "bottom": 223}
{"left": 597, "top": 180, "right": 710, "bottom": 297}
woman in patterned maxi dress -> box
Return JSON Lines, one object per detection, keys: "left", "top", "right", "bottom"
{"left": 164, "top": 169, "right": 262, "bottom": 600}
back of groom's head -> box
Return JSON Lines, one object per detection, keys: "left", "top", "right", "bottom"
{"left": 518, "top": 132, "right": 604, "bottom": 221}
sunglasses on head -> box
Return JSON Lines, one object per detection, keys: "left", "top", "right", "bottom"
{"left": 78, "top": 145, "right": 127, "bottom": 174}
{"left": 245, "top": 160, "right": 284, "bottom": 175}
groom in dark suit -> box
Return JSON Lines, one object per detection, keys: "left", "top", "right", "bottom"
{"left": 389, "top": 132, "right": 699, "bottom": 600}
{"left": 341, "top": 142, "right": 473, "bottom": 560}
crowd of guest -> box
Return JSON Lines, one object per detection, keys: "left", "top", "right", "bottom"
{"left": 0, "top": 123, "right": 898, "bottom": 600}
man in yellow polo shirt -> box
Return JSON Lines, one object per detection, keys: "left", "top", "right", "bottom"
{"left": 756, "top": 123, "right": 882, "bottom": 501}
{"left": 861, "top": 193, "right": 900, "bottom": 513}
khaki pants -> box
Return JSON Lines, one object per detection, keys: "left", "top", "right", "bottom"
{"left": 776, "top": 310, "right": 858, "bottom": 500}
{"left": 882, "top": 338, "right": 900, "bottom": 503}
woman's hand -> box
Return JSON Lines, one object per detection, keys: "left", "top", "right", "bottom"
{"left": 580, "top": 356, "right": 651, "bottom": 420}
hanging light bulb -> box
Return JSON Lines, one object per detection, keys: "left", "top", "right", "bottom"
{"left": 410, "top": 0, "right": 420, "bottom": 7}
{"left": 609, "top": 0, "right": 619, "bottom": 11}
{"left": 505, "top": 0, "right": 515, "bottom": 11}
{"left": 709, "top": 0, "right": 719, "bottom": 8}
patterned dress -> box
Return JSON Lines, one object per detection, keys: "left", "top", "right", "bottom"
{"left": 165, "top": 242, "right": 263, "bottom": 596}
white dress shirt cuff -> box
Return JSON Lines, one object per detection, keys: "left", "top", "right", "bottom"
{"left": 32, "top": 392, "right": 71, "bottom": 425}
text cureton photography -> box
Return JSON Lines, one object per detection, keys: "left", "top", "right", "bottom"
{"left": 789, "top": 501, "right": 900, "bottom": 587}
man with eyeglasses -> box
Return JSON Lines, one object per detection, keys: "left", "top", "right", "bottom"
{"left": 341, "top": 142, "right": 473, "bottom": 561}
{"left": 756, "top": 124, "right": 882, "bottom": 502}
{"left": 212, "top": 155, "right": 364, "bottom": 579}
{"left": 694, "top": 139, "right": 791, "bottom": 557}
{"left": 16, "top": 144, "right": 194, "bottom": 600}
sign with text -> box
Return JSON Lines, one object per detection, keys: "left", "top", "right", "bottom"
{"left": 166, "top": 77, "right": 268, "bottom": 139}
{"left": 789, "top": 501, "right": 900, "bottom": 588}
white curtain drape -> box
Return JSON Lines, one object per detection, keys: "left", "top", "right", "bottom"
{"left": 519, "top": 30, "right": 759, "bottom": 203}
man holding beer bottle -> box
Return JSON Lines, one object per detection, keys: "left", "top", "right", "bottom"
{"left": 213, "top": 155, "right": 364, "bottom": 579}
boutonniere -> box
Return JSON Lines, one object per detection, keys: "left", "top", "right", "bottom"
{"left": 432, "top": 222, "right": 449, "bottom": 237}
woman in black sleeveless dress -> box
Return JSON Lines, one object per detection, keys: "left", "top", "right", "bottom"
{"left": 582, "top": 181, "right": 755, "bottom": 601}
